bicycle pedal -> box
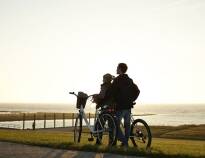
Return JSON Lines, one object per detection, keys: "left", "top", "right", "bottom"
{"left": 88, "top": 138, "right": 94, "bottom": 142}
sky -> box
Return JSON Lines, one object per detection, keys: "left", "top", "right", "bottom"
{"left": 0, "top": 0, "right": 205, "bottom": 105}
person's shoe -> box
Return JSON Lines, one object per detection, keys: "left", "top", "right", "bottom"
{"left": 120, "top": 143, "right": 124, "bottom": 147}
{"left": 111, "top": 141, "right": 117, "bottom": 146}
{"left": 95, "top": 140, "right": 102, "bottom": 145}
{"left": 120, "top": 142, "right": 126, "bottom": 147}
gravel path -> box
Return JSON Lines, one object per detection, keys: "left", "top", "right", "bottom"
{"left": 0, "top": 141, "right": 146, "bottom": 158}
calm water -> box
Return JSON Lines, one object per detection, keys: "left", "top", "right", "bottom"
{"left": 133, "top": 104, "right": 205, "bottom": 126}
{"left": 0, "top": 103, "right": 205, "bottom": 128}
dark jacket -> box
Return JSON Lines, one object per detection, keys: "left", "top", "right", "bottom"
{"left": 94, "top": 82, "right": 115, "bottom": 108}
{"left": 99, "top": 83, "right": 112, "bottom": 99}
{"left": 106, "top": 74, "right": 134, "bottom": 111}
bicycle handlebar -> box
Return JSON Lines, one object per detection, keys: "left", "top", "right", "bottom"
{"left": 69, "top": 91, "right": 95, "bottom": 98}
{"left": 69, "top": 91, "right": 78, "bottom": 97}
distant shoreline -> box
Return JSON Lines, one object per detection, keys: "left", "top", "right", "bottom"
{"left": 1, "top": 104, "right": 205, "bottom": 126}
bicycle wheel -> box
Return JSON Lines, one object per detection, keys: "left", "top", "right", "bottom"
{"left": 130, "top": 119, "right": 152, "bottom": 149}
{"left": 74, "top": 114, "right": 82, "bottom": 143}
{"left": 96, "top": 113, "right": 117, "bottom": 146}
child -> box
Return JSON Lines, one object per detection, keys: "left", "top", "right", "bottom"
{"left": 93, "top": 73, "right": 115, "bottom": 145}
{"left": 93, "top": 73, "right": 114, "bottom": 109}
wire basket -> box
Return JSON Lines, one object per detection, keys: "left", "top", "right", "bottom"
{"left": 76, "top": 92, "right": 88, "bottom": 109}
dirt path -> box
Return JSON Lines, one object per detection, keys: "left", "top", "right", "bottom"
{"left": 0, "top": 141, "right": 145, "bottom": 158}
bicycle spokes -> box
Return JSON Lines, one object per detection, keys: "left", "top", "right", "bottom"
{"left": 130, "top": 119, "right": 152, "bottom": 149}
{"left": 96, "top": 114, "right": 117, "bottom": 146}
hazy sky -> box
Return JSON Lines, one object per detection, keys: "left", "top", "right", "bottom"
{"left": 0, "top": 0, "right": 205, "bottom": 104}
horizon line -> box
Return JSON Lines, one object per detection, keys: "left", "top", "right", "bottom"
{"left": 0, "top": 102, "right": 205, "bottom": 105}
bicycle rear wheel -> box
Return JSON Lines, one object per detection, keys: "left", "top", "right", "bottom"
{"left": 96, "top": 113, "right": 117, "bottom": 146}
{"left": 130, "top": 119, "right": 152, "bottom": 149}
{"left": 74, "top": 114, "right": 82, "bottom": 143}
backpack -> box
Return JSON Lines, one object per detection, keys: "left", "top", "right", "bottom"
{"left": 129, "top": 82, "right": 140, "bottom": 102}
{"left": 120, "top": 79, "right": 140, "bottom": 103}
{"left": 112, "top": 75, "right": 140, "bottom": 109}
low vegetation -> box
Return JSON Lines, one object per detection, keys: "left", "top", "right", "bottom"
{"left": 0, "top": 124, "right": 205, "bottom": 158}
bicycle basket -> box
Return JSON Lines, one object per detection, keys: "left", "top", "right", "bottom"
{"left": 76, "top": 92, "right": 88, "bottom": 109}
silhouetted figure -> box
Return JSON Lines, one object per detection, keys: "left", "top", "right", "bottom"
{"left": 93, "top": 73, "right": 114, "bottom": 109}
{"left": 106, "top": 63, "right": 140, "bottom": 148}
{"left": 93, "top": 73, "right": 115, "bottom": 145}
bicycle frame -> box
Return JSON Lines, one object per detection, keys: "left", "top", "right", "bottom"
{"left": 119, "top": 112, "right": 135, "bottom": 127}
{"left": 77, "top": 104, "right": 104, "bottom": 134}
{"left": 70, "top": 91, "right": 118, "bottom": 145}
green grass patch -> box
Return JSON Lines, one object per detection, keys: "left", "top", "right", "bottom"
{"left": 0, "top": 129, "right": 204, "bottom": 158}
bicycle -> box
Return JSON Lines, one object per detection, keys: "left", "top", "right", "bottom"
{"left": 69, "top": 91, "right": 117, "bottom": 146}
{"left": 92, "top": 103, "right": 152, "bottom": 150}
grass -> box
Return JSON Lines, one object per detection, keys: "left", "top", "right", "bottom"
{"left": 150, "top": 124, "right": 205, "bottom": 140}
{"left": 152, "top": 138, "right": 205, "bottom": 157}
{"left": 0, "top": 125, "right": 205, "bottom": 158}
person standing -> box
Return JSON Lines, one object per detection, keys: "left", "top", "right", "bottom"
{"left": 107, "top": 63, "right": 139, "bottom": 148}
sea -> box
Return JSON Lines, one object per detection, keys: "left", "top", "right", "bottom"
{"left": 0, "top": 103, "right": 205, "bottom": 129}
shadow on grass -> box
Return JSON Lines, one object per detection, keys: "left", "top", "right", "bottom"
{"left": 1, "top": 140, "right": 204, "bottom": 158}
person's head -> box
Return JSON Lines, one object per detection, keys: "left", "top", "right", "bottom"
{"left": 103, "top": 73, "right": 113, "bottom": 83}
{"left": 117, "top": 63, "right": 128, "bottom": 75}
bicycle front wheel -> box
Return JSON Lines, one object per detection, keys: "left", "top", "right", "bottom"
{"left": 74, "top": 114, "right": 82, "bottom": 143}
{"left": 96, "top": 113, "right": 117, "bottom": 146}
{"left": 130, "top": 119, "right": 152, "bottom": 149}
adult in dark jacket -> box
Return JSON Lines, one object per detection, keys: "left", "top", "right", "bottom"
{"left": 106, "top": 63, "right": 137, "bottom": 148}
